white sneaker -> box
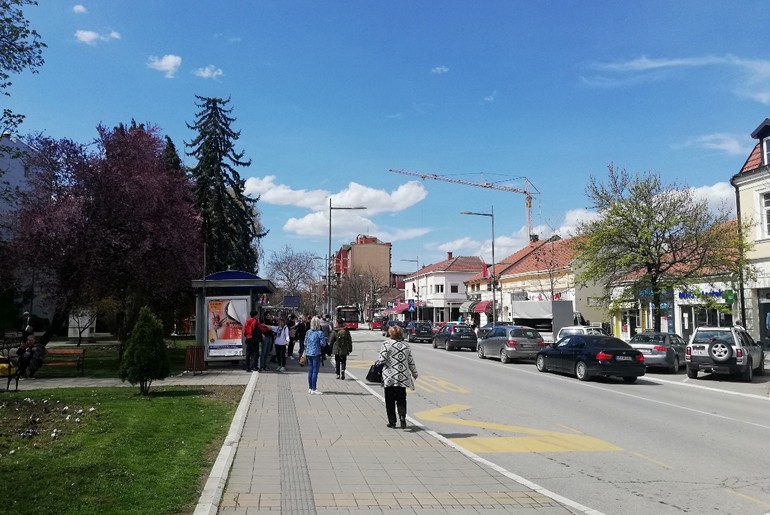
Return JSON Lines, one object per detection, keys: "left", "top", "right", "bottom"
{"left": 289, "top": 355, "right": 295, "bottom": 360}
{"left": 312, "top": 390, "right": 323, "bottom": 395}
{"left": 308, "top": 389, "right": 313, "bottom": 394}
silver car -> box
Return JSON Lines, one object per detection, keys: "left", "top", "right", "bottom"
{"left": 477, "top": 325, "right": 546, "bottom": 363}
{"left": 628, "top": 331, "right": 687, "bottom": 373}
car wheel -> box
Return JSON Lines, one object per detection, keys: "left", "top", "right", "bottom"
{"left": 686, "top": 366, "right": 698, "bottom": 379}
{"left": 669, "top": 355, "right": 680, "bottom": 374}
{"left": 500, "top": 348, "right": 511, "bottom": 364}
{"left": 432, "top": 339, "right": 437, "bottom": 349}
{"left": 477, "top": 345, "right": 485, "bottom": 359}
{"left": 536, "top": 354, "right": 547, "bottom": 372}
{"left": 622, "top": 376, "right": 637, "bottom": 384}
{"left": 708, "top": 341, "right": 733, "bottom": 362}
{"left": 575, "top": 361, "right": 590, "bottom": 381}
{"left": 741, "top": 360, "right": 753, "bottom": 382}
{"left": 758, "top": 356, "right": 765, "bottom": 376}
{"left": 445, "top": 340, "right": 450, "bottom": 351}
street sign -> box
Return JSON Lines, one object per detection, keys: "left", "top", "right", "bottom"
{"left": 408, "top": 299, "right": 415, "bottom": 312}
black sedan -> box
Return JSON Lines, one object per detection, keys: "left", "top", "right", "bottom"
{"left": 432, "top": 324, "right": 477, "bottom": 351}
{"left": 381, "top": 320, "right": 404, "bottom": 337}
{"left": 405, "top": 321, "right": 433, "bottom": 343}
{"left": 536, "top": 334, "right": 646, "bottom": 383}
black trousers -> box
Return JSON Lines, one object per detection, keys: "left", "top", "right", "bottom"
{"left": 275, "top": 344, "right": 287, "bottom": 367}
{"left": 245, "top": 343, "right": 258, "bottom": 371}
{"left": 334, "top": 354, "right": 347, "bottom": 375}
{"left": 384, "top": 386, "right": 407, "bottom": 425}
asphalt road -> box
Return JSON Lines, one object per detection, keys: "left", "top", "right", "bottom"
{"left": 350, "top": 326, "right": 770, "bottom": 515}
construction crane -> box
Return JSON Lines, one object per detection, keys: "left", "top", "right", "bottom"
{"left": 388, "top": 169, "right": 540, "bottom": 240}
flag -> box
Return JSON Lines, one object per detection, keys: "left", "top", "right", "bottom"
{"left": 412, "top": 283, "right": 417, "bottom": 293}
{"left": 482, "top": 262, "right": 488, "bottom": 278}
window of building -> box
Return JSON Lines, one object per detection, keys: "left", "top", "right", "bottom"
{"left": 435, "top": 284, "right": 444, "bottom": 293}
{"left": 450, "top": 284, "right": 459, "bottom": 293}
{"left": 764, "top": 137, "right": 770, "bottom": 165}
{"left": 764, "top": 193, "right": 770, "bottom": 236}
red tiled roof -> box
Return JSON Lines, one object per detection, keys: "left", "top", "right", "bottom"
{"left": 505, "top": 237, "right": 575, "bottom": 275}
{"left": 739, "top": 143, "right": 761, "bottom": 174}
{"left": 465, "top": 236, "right": 559, "bottom": 282}
{"left": 405, "top": 256, "right": 484, "bottom": 280}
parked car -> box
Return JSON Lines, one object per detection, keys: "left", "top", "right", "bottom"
{"left": 477, "top": 325, "right": 547, "bottom": 363}
{"left": 370, "top": 317, "right": 386, "bottom": 331}
{"left": 685, "top": 326, "right": 765, "bottom": 382}
{"left": 432, "top": 324, "right": 477, "bottom": 351}
{"left": 628, "top": 331, "right": 686, "bottom": 373}
{"left": 405, "top": 321, "right": 433, "bottom": 343}
{"left": 536, "top": 334, "right": 646, "bottom": 383}
{"left": 477, "top": 321, "right": 510, "bottom": 340}
{"left": 382, "top": 320, "right": 404, "bottom": 337}
{"left": 555, "top": 325, "right": 607, "bottom": 340}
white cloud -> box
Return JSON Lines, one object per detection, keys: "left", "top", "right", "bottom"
{"left": 689, "top": 182, "right": 735, "bottom": 216}
{"left": 193, "top": 65, "right": 223, "bottom": 79}
{"left": 678, "top": 133, "right": 754, "bottom": 157}
{"left": 147, "top": 54, "right": 182, "bottom": 78}
{"left": 75, "top": 29, "right": 120, "bottom": 45}
{"left": 484, "top": 90, "right": 497, "bottom": 102}
{"left": 437, "top": 237, "right": 480, "bottom": 253}
{"left": 245, "top": 176, "right": 328, "bottom": 209}
{"left": 587, "top": 54, "right": 770, "bottom": 104}
{"left": 431, "top": 65, "right": 449, "bottom": 74}
{"left": 73, "top": 5, "right": 87, "bottom": 14}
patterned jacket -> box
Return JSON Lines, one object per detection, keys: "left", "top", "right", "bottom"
{"left": 378, "top": 339, "right": 418, "bottom": 388}
{"left": 304, "top": 329, "right": 328, "bottom": 357}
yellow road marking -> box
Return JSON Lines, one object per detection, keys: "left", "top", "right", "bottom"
{"left": 415, "top": 405, "right": 622, "bottom": 453}
{"left": 724, "top": 488, "right": 770, "bottom": 509}
{"left": 629, "top": 451, "right": 671, "bottom": 469}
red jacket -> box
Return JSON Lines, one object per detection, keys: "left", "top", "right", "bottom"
{"left": 244, "top": 317, "right": 268, "bottom": 339}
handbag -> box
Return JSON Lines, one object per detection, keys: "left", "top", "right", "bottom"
{"left": 366, "top": 361, "right": 383, "bottom": 383}
{"left": 299, "top": 353, "right": 307, "bottom": 366}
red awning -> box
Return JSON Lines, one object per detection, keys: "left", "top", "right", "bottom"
{"left": 390, "top": 303, "right": 410, "bottom": 313}
{"left": 473, "top": 300, "right": 493, "bottom": 313}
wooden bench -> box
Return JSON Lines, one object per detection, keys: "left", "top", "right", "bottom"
{"left": 45, "top": 348, "right": 86, "bottom": 376}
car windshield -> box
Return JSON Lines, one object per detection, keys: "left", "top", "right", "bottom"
{"left": 415, "top": 324, "right": 431, "bottom": 330}
{"left": 590, "top": 338, "right": 631, "bottom": 349}
{"left": 560, "top": 328, "right": 583, "bottom": 336}
{"left": 452, "top": 326, "right": 473, "bottom": 334}
{"left": 511, "top": 328, "right": 541, "bottom": 339}
{"left": 630, "top": 334, "right": 665, "bottom": 343}
{"left": 692, "top": 330, "right": 731, "bottom": 344}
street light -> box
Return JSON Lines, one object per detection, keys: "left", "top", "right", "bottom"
{"left": 461, "top": 207, "right": 497, "bottom": 323}
{"left": 328, "top": 199, "right": 367, "bottom": 318}
{"left": 311, "top": 256, "right": 326, "bottom": 315}
{"left": 402, "top": 258, "right": 421, "bottom": 320}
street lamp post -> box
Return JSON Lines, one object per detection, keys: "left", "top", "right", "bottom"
{"left": 461, "top": 207, "right": 497, "bottom": 323}
{"left": 402, "top": 258, "right": 421, "bottom": 321}
{"left": 328, "top": 199, "right": 367, "bottom": 318}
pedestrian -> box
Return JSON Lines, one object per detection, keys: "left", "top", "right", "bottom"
{"left": 17, "top": 335, "right": 46, "bottom": 379}
{"left": 287, "top": 314, "right": 297, "bottom": 359}
{"left": 20, "top": 311, "right": 32, "bottom": 343}
{"left": 269, "top": 318, "right": 290, "bottom": 372}
{"left": 304, "top": 316, "right": 328, "bottom": 394}
{"left": 259, "top": 315, "right": 275, "bottom": 371}
{"left": 379, "top": 324, "right": 418, "bottom": 429}
{"left": 320, "top": 316, "right": 332, "bottom": 366}
{"left": 243, "top": 310, "right": 268, "bottom": 372}
{"left": 330, "top": 317, "right": 353, "bottom": 380}
{"left": 295, "top": 315, "right": 309, "bottom": 362}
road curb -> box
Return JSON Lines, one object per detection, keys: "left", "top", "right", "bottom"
{"left": 193, "top": 371, "right": 258, "bottom": 515}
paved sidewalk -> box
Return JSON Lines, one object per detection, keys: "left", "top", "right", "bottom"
{"left": 200, "top": 365, "right": 583, "bottom": 515}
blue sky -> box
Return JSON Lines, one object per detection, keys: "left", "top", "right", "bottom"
{"left": 10, "top": 1, "right": 767, "bottom": 273}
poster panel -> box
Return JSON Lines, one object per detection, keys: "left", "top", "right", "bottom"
{"left": 206, "top": 296, "right": 249, "bottom": 358}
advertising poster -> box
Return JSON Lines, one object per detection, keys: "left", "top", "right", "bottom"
{"left": 206, "top": 297, "right": 249, "bottom": 357}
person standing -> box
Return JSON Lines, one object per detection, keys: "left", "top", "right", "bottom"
{"left": 330, "top": 317, "right": 353, "bottom": 380}
{"left": 320, "top": 316, "right": 332, "bottom": 366}
{"left": 259, "top": 315, "right": 275, "bottom": 371}
{"left": 304, "top": 316, "right": 328, "bottom": 394}
{"left": 244, "top": 310, "right": 268, "bottom": 372}
{"left": 20, "top": 311, "right": 32, "bottom": 343}
{"left": 379, "top": 325, "right": 418, "bottom": 429}
{"left": 269, "top": 318, "right": 289, "bottom": 372}
{"left": 287, "top": 314, "right": 297, "bottom": 359}
{"left": 295, "top": 315, "right": 309, "bottom": 362}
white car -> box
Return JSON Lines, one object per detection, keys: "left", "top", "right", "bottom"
{"left": 555, "top": 325, "right": 607, "bottom": 341}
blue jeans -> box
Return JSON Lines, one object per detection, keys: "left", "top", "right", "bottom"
{"left": 307, "top": 355, "right": 321, "bottom": 390}
{"left": 260, "top": 337, "right": 274, "bottom": 370}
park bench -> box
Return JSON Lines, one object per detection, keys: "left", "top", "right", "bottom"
{"left": 45, "top": 347, "right": 86, "bottom": 376}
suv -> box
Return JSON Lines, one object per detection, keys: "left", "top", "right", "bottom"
{"left": 405, "top": 321, "right": 433, "bottom": 343}
{"left": 685, "top": 326, "right": 765, "bottom": 382}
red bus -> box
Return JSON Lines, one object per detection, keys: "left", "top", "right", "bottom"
{"left": 335, "top": 305, "right": 360, "bottom": 330}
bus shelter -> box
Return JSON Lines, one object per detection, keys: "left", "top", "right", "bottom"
{"left": 191, "top": 271, "right": 276, "bottom": 363}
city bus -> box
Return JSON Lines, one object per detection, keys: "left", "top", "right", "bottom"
{"left": 335, "top": 305, "right": 360, "bottom": 330}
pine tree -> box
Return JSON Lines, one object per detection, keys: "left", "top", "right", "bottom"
{"left": 119, "top": 306, "right": 170, "bottom": 396}
{"left": 185, "top": 96, "right": 267, "bottom": 273}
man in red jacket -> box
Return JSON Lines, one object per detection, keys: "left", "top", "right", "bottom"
{"left": 244, "top": 310, "right": 269, "bottom": 372}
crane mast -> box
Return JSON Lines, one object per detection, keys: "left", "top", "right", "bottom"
{"left": 388, "top": 169, "right": 538, "bottom": 239}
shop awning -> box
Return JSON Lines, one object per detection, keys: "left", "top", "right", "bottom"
{"left": 390, "top": 303, "right": 410, "bottom": 313}
{"left": 459, "top": 300, "right": 477, "bottom": 313}
{"left": 473, "top": 300, "right": 493, "bottom": 313}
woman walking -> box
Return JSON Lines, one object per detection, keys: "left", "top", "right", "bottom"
{"left": 330, "top": 317, "right": 353, "bottom": 380}
{"left": 303, "top": 316, "right": 328, "bottom": 394}
{"left": 379, "top": 325, "right": 418, "bottom": 429}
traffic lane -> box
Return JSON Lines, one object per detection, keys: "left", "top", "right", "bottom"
{"left": 645, "top": 365, "right": 770, "bottom": 397}
{"left": 393, "top": 344, "right": 770, "bottom": 515}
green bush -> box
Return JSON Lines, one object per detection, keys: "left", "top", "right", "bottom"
{"left": 119, "top": 307, "right": 170, "bottom": 395}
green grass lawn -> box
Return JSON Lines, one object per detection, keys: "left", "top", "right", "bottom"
{"left": 0, "top": 385, "right": 243, "bottom": 514}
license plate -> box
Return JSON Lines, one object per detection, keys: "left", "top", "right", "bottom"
{"left": 691, "top": 346, "right": 708, "bottom": 356}
{"left": 616, "top": 356, "right": 632, "bottom": 361}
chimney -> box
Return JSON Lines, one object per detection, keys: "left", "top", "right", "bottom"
{"left": 529, "top": 234, "right": 539, "bottom": 243}
{"left": 447, "top": 251, "right": 453, "bottom": 260}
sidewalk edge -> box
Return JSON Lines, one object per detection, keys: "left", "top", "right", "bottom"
{"left": 193, "top": 372, "right": 258, "bottom": 515}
